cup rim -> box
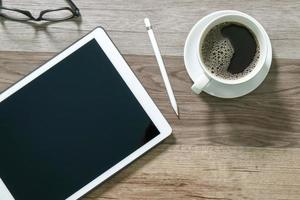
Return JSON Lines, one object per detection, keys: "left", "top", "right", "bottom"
{"left": 197, "top": 11, "right": 268, "bottom": 85}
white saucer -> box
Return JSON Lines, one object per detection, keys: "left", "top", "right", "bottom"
{"left": 184, "top": 10, "right": 272, "bottom": 98}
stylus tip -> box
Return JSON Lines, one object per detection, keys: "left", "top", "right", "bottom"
{"left": 173, "top": 105, "right": 179, "bottom": 117}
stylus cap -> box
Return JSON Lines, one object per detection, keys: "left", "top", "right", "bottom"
{"left": 144, "top": 18, "right": 152, "bottom": 29}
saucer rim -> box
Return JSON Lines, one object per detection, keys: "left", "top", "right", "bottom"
{"left": 184, "top": 10, "right": 272, "bottom": 98}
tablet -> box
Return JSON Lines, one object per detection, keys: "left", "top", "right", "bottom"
{"left": 0, "top": 27, "right": 172, "bottom": 200}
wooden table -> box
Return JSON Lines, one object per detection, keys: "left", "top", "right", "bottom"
{"left": 1, "top": 1, "right": 300, "bottom": 199}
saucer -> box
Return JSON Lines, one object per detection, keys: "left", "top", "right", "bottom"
{"left": 184, "top": 10, "right": 272, "bottom": 98}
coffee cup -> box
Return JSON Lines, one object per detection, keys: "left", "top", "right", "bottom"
{"left": 191, "top": 11, "right": 269, "bottom": 94}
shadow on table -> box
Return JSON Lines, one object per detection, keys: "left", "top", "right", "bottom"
{"left": 200, "top": 57, "right": 294, "bottom": 148}
{"left": 0, "top": 17, "right": 83, "bottom": 36}
{"left": 84, "top": 134, "right": 176, "bottom": 199}
{"left": 0, "top": 0, "right": 83, "bottom": 42}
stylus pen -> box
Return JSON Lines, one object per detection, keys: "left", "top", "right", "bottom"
{"left": 144, "top": 18, "right": 179, "bottom": 117}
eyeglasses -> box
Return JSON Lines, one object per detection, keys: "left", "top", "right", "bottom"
{"left": 0, "top": 0, "right": 81, "bottom": 22}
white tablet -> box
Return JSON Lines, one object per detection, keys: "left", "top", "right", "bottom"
{"left": 0, "top": 27, "right": 172, "bottom": 200}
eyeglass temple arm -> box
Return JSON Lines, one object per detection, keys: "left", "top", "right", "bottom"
{"left": 66, "top": 0, "right": 80, "bottom": 14}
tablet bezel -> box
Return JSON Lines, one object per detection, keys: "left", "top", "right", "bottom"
{"left": 0, "top": 27, "right": 172, "bottom": 200}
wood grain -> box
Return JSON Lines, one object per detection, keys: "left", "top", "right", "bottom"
{"left": 1, "top": 0, "right": 300, "bottom": 199}
{"left": 83, "top": 144, "right": 300, "bottom": 200}
{"left": 0, "top": 0, "right": 299, "bottom": 59}
{"left": 0, "top": 51, "right": 299, "bottom": 200}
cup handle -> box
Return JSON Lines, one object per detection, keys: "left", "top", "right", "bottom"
{"left": 191, "top": 73, "right": 210, "bottom": 94}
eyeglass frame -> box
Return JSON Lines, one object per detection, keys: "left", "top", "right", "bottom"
{"left": 0, "top": 0, "right": 81, "bottom": 22}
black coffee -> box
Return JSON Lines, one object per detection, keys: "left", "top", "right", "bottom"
{"left": 201, "top": 22, "right": 260, "bottom": 80}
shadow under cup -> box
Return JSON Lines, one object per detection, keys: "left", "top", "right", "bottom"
{"left": 192, "top": 13, "right": 268, "bottom": 94}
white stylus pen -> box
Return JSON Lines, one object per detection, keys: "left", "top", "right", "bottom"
{"left": 144, "top": 18, "right": 179, "bottom": 117}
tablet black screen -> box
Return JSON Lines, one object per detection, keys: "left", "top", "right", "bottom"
{"left": 0, "top": 39, "right": 159, "bottom": 200}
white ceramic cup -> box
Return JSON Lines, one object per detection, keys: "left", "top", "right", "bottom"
{"left": 191, "top": 11, "right": 269, "bottom": 94}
